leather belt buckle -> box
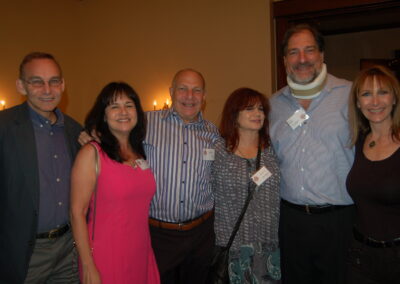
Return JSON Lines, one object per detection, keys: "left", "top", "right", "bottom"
{"left": 48, "top": 228, "right": 58, "bottom": 240}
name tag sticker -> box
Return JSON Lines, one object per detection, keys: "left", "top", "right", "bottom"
{"left": 251, "top": 166, "right": 272, "bottom": 186}
{"left": 287, "top": 109, "right": 309, "bottom": 130}
{"left": 136, "top": 159, "right": 150, "bottom": 170}
{"left": 203, "top": 148, "right": 215, "bottom": 161}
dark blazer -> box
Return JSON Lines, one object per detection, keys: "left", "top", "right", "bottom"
{"left": 0, "top": 102, "right": 82, "bottom": 284}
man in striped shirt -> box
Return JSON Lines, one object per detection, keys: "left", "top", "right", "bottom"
{"left": 145, "top": 69, "right": 219, "bottom": 284}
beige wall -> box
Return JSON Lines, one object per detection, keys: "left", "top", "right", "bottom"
{"left": 0, "top": 0, "right": 80, "bottom": 111}
{"left": 0, "top": 0, "right": 273, "bottom": 125}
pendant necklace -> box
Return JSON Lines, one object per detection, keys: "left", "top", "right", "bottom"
{"left": 368, "top": 140, "right": 376, "bottom": 148}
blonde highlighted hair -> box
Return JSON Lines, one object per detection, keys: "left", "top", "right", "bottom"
{"left": 348, "top": 65, "right": 400, "bottom": 145}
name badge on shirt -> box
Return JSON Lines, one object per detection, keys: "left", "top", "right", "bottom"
{"left": 287, "top": 109, "right": 309, "bottom": 130}
{"left": 203, "top": 148, "right": 215, "bottom": 161}
{"left": 251, "top": 166, "right": 272, "bottom": 186}
{"left": 135, "top": 159, "right": 150, "bottom": 170}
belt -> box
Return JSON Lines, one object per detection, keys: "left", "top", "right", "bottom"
{"left": 353, "top": 227, "right": 400, "bottom": 248}
{"left": 282, "top": 199, "right": 350, "bottom": 215}
{"left": 36, "top": 223, "right": 70, "bottom": 240}
{"left": 149, "top": 210, "right": 213, "bottom": 231}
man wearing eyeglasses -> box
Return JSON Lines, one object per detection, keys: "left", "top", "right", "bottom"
{"left": 0, "top": 52, "right": 81, "bottom": 284}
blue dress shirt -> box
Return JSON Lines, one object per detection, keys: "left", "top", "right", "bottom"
{"left": 269, "top": 74, "right": 354, "bottom": 205}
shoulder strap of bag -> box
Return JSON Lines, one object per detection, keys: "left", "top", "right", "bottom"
{"left": 89, "top": 143, "right": 100, "bottom": 242}
{"left": 225, "top": 145, "right": 262, "bottom": 249}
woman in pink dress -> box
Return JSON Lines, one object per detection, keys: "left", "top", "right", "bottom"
{"left": 70, "top": 82, "right": 160, "bottom": 284}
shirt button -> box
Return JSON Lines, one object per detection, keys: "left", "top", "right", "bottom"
{"left": 40, "top": 124, "right": 43, "bottom": 128}
{"left": 54, "top": 154, "right": 58, "bottom": 159}
{"left": 301, "top": 168, "right": 304, "bottom": 172}
{"left": 50, "top": 132, "right": 54, "bottom": 136}
{"left": 302, "top": 148, "right": 305, "bottom": 153}
{"left": 183, "top": 161, "right": 186, "bottom": 164}
{"left": 182, "top": 181, "right": 185, "bottom": 184}
{"left": 303, "top": 130, "right": 306, "bottom": 134}
{"left": 301, "top": 186, "right": 304, "bottom": 191}
{"left": 56, "top": 178, "right": 60, "bottom": 182}
{"left": 58, "top": 202, "right": 62, "bottom": 206}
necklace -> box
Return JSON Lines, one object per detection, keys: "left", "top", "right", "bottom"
{"left": 369, "top": 140, "right": 376, "bottom": 148}
{"left": 236, "top": 148, "right": 246, "bottom": 158}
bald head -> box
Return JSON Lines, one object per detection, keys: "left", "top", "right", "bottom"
{"left": 169, "top": 68, "right": 206, "bottom": 124}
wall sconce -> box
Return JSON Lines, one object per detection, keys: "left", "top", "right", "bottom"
{"left": 0, "top": 100, "right": 5, "bottom": 110}
{"left": 153, "top": 99, "right": 170, "bottom": 111}
{"left": 163, "top": 99, "right": 170, "bottom": 110}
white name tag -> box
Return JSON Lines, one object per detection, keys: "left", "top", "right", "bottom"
{"left": 251, "top": 166, "right": 272, "bottom": 186}
{"left": 202, "top": 148, "right": 215, "bottom": 161}
{"left": 135, "top": 159, "right": 150, "bottom": 170}
{"left": 287, "top": 109, "right": 309, "bottom": 130}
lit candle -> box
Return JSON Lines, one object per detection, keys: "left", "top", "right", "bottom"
{"left": 153, "top": 100, "right": 157, "bottom": 111}
{"left": 166, "top": 98, "right": 169, "bottom": 107}
{"left": 0, "top": 100, "right": 5, "bottom": 110}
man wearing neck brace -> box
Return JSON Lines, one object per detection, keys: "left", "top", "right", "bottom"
{"left": 270, "top": 24, "right": 355, "bottom": 284}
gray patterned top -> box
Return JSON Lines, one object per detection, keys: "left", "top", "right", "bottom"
{"left": 212, "top": 137, "right": 281, "bottom": 283}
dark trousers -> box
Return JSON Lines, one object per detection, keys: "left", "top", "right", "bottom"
{"left": 347, "top": 237, "right": 400, "bottom": 284}
{"left": 279, "top": 201, "right": 355, "bottom": 284}
{"left": 150, "top": 216, "right": 215, "bottom": 284}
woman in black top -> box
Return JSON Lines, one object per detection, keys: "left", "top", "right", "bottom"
{"left": 347, "top": 65, "right": 400, "bottom": 284}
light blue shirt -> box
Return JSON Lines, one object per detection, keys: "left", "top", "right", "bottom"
{"left": 144, "top": 108, "right": 220, "bottom": 222}
{"left": 269, "top": 74, "right": 354, "bottom": 205}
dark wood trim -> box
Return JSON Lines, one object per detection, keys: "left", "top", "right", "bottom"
{"left": 273, "top": 0, "right": 395, "bottom": 18}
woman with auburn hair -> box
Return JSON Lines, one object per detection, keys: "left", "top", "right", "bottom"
{"left": 212, "top": 87, "right": 281, "bottom": 283}
{"left": 70, "top": 82, "right": 159, "bottom": 284}
{"left": 346, "top": 66, "right": 400, "bottom": 283}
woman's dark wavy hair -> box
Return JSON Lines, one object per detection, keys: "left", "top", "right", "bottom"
{"left": 219, "top": 87, "right": 271, "bottom": 152}
{"left": 85, "top": 82, "right": 146, "bottom": 162}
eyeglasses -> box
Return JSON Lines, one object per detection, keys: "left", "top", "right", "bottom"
{"left": 22, "top": 78, "right": 63, "bottom": 88}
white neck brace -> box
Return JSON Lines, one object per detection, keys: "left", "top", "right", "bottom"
{"left": 287, "top": 63, "right": 327, "bottom": 99}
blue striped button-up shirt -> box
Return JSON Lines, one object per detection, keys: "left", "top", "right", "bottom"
{"left": 269, "top": 74, "right": 354, "bottom": 205}
{"left": 144, "top": 108, "right": 220, "bottom": 222}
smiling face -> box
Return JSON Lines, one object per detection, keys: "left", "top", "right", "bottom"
{"left": 237, "top": 101, "right": 265, "bottom": 133}
{"left": 105, "top": 93, "right": 137, "bottom": 136}
{"left": 357, "top": 76, "right": 396, "bottom": 127}
{"left": 170, "top": 70, "right": 205, "bottom": 123}
{"left": 16, "top": 58, "right": 64, "bottom": 120}
{"left": 284, "top": 29, "right": 324, "bottom": 85}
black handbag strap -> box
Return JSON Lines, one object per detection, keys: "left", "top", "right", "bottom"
{"left": 89, "top": 142, "right": 100, "bottom": 242}
{"left": 225, "top": 145, "right": 262, "bottom": 249}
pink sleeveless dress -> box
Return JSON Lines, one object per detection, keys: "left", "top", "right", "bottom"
{"left": 85, "top": 143, "right": 160, "bottom": 284}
